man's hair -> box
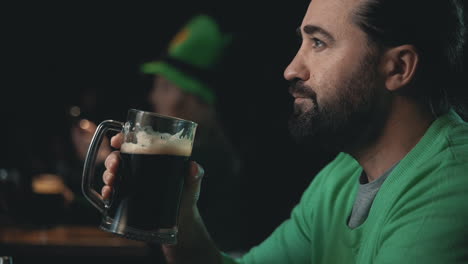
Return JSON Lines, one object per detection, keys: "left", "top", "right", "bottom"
{"left": 353, "top": 0, "right": 467, "bottom": 117}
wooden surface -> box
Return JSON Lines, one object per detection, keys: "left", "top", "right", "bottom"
{"left": 0, "top": 224, "right": 152, "bottom": 257}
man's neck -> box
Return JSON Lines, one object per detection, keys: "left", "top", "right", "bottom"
{"left": 351, "top": 97, "right": 435, "bottom": 182}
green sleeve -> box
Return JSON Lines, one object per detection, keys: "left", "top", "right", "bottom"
{"left": 220, "top": 177, "right": 318, "bottom": 264}
{"left": 373, "top": 164, "right": 468, "bottom": 263}
{"left": 221, "top": 252, "right": 242, "bottom": 264}
{"left": 222, "top": 154, "right": 348, "bottom": 264}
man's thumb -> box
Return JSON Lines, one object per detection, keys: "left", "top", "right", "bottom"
{"left": 183, "top": 161, "right": 205, "bottom": 206}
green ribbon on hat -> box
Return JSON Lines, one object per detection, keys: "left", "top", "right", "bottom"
{"left": 141, "top": 14, "right": 232, "bottom": 105}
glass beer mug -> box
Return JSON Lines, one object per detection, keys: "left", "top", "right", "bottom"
{"left": 82, "top": 109, "right": 197, "bottom": 244}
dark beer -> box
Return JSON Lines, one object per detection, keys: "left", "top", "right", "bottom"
{"left": 106, "top": 153, "right": 189, "bottom": 230}
{"left": 100, "top": 132, "right": 193, "bottom": 242}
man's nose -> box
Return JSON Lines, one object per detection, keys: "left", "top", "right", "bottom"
{"left": 284, "top": 53, "right": 310, "bottom": 81}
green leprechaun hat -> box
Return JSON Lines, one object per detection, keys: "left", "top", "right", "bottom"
{"left": 141, "top": 14, "right": 232, "bottom": 104}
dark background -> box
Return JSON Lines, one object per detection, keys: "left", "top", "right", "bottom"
{"left": 3, "top": 0, "right": 468, "bottom": 251}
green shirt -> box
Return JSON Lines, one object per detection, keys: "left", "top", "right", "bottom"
{"left": 223, "top": 110, "right": 468, "bottom": 264}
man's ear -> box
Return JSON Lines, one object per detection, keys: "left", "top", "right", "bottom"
{"left": 380, "top": 45, "right": 419, "bottom": 92}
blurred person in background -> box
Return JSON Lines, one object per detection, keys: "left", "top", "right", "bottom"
{"left": 139, "top": 14, "right": 244, "bottom": 252}
{"left": 71, "top": 14, "right": 245, "bottom": 252}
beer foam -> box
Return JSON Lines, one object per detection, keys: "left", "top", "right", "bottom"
{"left": 121, "top": 128, "right": 193, "bottom": 156}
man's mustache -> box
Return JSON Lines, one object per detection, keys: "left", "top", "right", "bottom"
{"left": 289, "top": 79, "right": 317, "bottom": 100}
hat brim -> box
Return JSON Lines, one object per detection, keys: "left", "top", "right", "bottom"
{"left": 141, "top": 61, "right": 215, "bottom": 104}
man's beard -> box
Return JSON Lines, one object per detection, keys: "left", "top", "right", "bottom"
{"left": 288, "top": 51, "right": 391, "bottom": 154}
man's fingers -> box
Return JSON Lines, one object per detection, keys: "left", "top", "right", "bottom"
{"left": 104, "top": 151, "right": 121, "bottom": 173}
{"left": 180, "top": 161, "right": 205, "bottom": 208}
{"left": 101, "top": 186, "right": 112, "bottom": 200}
{"left": 103, "top": 170, "right": 115, "bottom": 186}
{"left": 110, "top": 133, "right": 124, "bottom": 149}
{"left": 102, "top": 150, "right": 121, "bottom": 200}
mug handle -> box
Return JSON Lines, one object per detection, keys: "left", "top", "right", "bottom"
{"left": 82, "top": 120, "right": 124, "bottom": 213}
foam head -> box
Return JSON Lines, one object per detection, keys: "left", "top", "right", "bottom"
{"left": 121, "top": 127, "right": 193, "bottom": 156}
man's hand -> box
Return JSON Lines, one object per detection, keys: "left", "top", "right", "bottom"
{"left": 101, "top": 133, "right": 221, "bottom": 264}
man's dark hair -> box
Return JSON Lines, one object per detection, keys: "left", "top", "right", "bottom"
{"left": 353, "top": 0, "right": 467, "bottom": 117}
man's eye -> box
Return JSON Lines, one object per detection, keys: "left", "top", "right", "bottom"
{"left": 312, "top": 38, "right": 325, "bottom": 48}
